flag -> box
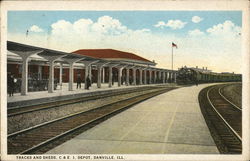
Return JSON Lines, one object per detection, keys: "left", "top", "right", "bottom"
{"left": 26, "top": 30, "right": 29, "bottom": 37}
{"left": 172, "top": 42, "right": 177, "bottom": 48}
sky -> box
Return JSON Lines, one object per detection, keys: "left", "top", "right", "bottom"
{"left": 7, "top": 11, "right": 242, "bottom": 73}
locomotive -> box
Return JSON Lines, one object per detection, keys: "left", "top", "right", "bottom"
{"left": 176, "top": 66, "right": 242, "bottom": 85}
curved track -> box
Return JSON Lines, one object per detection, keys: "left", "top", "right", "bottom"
{"left": 199, "top": 83, "right": 242, "bottom": 154}
{"left": 8, "top": 87, "right": 176, "bottom": 154}
{"left": 219, "top": 83, "right": 242, "bottom": 109}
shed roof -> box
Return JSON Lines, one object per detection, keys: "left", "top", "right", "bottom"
{"left": 72, "top": 49, "right": 153, "bottom": 64}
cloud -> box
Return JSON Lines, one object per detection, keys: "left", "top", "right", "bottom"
{"left": 51, "top": 20, "right": 72, "bottom": 35}
{"left": 154, "top": 21, "right": 165, "bottom": 28}
{"left": 192, "top": 16, "right": 203, "bottom": 23}
{"left": 166, "top": 20, "right": 187, "bottom": 29}
{"left": 154, "top": 20, "right": 187, "bottom": 29}
{"left": 92, "top": 16, "right": 128, "bottom": 35}
{"left": 51, "top": 16, "right": 129, "bottom": 36}
{"left": 188, "top": 29, "right": 204, "bottom": 36}
{"left": 73, "top": 19, "right": 94, "bottom": 34}
{"left": 8, "top": 17, "right": 242, "bottom": 73}
{"left": 206, "top": 20, "right": 241, "bottom": 37}
{"left": 134, "top": 28, "right": 151, "bottom": 33}
{"left": 29, "top": 25, "right": 43, "bottom": 32}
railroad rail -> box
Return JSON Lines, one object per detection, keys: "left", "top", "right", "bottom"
{"left": 8, "top": 86, "right": 156, "bottom": 117}
{"left": 219, "top": 83, "right": 242, "bottom": 110}
{"left": 199, "top": 83, "right": 242, "bottom": 154}
{"left": 8, "top": 86, "right": 177, "bottom": 154}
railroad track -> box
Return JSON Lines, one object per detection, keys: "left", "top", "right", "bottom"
{"left": 219, "top": 83, "right": 242, "bottom": 109}
{"left": 8, "top": 86, "right": 156, "bottom": 117}
{"left": 199, "top": 84, "right": 242, "bottom": 154}
{"left": 8, "top": 87, "right": 176, "bottom": 154}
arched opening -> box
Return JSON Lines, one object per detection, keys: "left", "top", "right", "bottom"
{"left": 136, "top": 69, "right": 140, "bottom": 85}
{"left": 121, "top": 68, "right": 126, "bottom": 85}
{"left": 129, "top": 69, "right": 133, "bottom": 85}
{"left": 112, "top": 68, "right": 118, "bottom": 85}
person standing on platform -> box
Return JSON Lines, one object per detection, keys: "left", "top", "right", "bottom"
{"left": 8, "top": 73, "right": 15, "bottom": 97}
{"left": 86, "top": 75, "right": 91, "bottom": 90}
{"left": 77, "top": 75, "right": 81, "bottom": 89}
{"left": 112, "top": 71, "right": 115, "bottom": 85}
{"left": 196, "top": 78, "right": 199, "bottom": 86}
{"left": 89, "top": 75, "right": 92, "bottom": 87}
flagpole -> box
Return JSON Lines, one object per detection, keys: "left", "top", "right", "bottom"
{"left": 171, "top": 44, "right": 173, "bottom": 71}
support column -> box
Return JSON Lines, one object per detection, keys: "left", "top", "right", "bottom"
{"left": 168, "top": 72, "right": 170, "bottom": 82}
{"left": 38, "top": 65, "right": 42, "bottom": 80}
{"left": 126, "top": 68, "right": 129, "bottom": 86}
{"left": 102, "top": 67, "right": 105, "bottom": 83}
{"left": 82, "top": 61, "right": 98, "bottom": 89}
{"left": 97, "top": 65, "right": 102, "bottom": 88}
{"left": 159, "top": 71, "right": 162, "bottom": 83}
{"left": 21, "top": 57, "right": 29, "bottom": 95}
{"left": 38, "top": 52, "right": 66, "bottom": 93}
{"left": 48, "top": 60, "right": 56, "bottom": 93}
{"left": 154, "top": 70, "right": 157, "bottom": 84}
{"left": 144, "top": 70, "right": 147, "bottom": 84}
{"left": 172, "top": 72, "right": 174, "bottom": 83}
{"left": 84, "top": 65, "right": 89, "bottom": 89}
{"left": 133, "top": 68, "right": 136, "bottom": 85}
{"left": 89, "top": 65, "right": 92, "bottom": 84}
{"left": 68, "top": 63, "right": 74, "bottom": 91}
{"left": 169, "top": 72, "right": 172, "bottom": 83}
{"left": 118, "top": 67, "right": 123, "bottom": 87}
{"left": 166, "top": 72, "right": 169, "bottom": 83}
{"left": 162, "top": 71, "right": 166, "bottom": 83}
{"left": 108, "top": 66, "right": 113, "bottom": 87}
{"left": 149, "top": 70, "right": 152, "bottom": 84}
{"left": 165, "top": 72, "right": 168, "bottom": 83}
{"left": 61, "top": 57, "right": 85, "bottom": 91}
{"left": 139, "top": 69, "right": 143, "bottom": 85}
{"left": 97, "top": 62, "right": 109, "bottom": 88}
{"left": 108, "top": 64, "right": 118, "bottom": 88}
{"left": 59, "top": 63, "right": 63, "bottom": 89}
{"left": 174, "top": 72, "right": 177, "bottom": 83}
{"left": 9, "top": 50, "right": 43, "bottom": 95}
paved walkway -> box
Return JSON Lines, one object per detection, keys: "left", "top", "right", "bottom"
{"left": 46, "top": 83, "right": 219, "bottom": 154}
{"left": 8, "top": 83, "right": 169, "bottom": 103}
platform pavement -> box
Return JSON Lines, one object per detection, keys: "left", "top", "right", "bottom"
{"left": 7, "top": 82, "right": 173, "bottom": 103}
{"left": 46, "top": 83, "right": 220, "bottom": 154}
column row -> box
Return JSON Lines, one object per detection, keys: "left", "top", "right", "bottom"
{"left": 10, "top": 52, "right": 177, "bottom": 95}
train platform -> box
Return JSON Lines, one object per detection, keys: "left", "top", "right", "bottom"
{"left": 7, "top": 82, "right": 176, "bottom": 108}
{"left": 46, "top": 83, "right": 220, "bottom": 154}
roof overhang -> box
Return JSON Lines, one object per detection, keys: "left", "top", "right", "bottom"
{"left": 96, "top": 58, "right": 156, "bottom": 66}
{"left": 7, "top": 41, "right": 162, "bottom": 70}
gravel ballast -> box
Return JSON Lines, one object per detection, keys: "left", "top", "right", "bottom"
{"left": 8, "top": 88, "right": 161, "bottom": 134}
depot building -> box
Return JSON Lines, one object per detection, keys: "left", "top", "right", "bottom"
{"left": 7, "top": 41, "right": 177, "bottom": 96}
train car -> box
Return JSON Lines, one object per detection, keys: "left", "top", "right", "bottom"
{"left": 176, "top": 67, "right": 242, "bottom": 85}
{"left": 176, "top": 67, "right": 198, "bottom": 84}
